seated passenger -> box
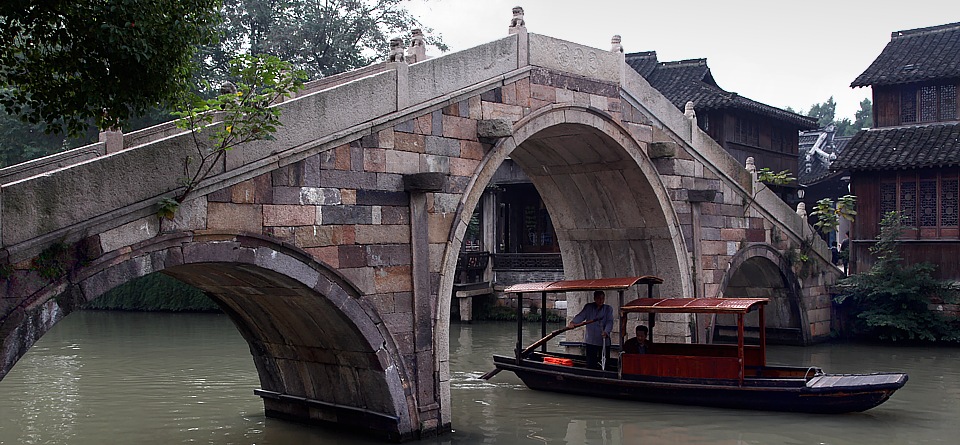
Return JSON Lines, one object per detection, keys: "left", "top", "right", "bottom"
{"left": 622, "top": 325, "right": 650, "bottom": 354}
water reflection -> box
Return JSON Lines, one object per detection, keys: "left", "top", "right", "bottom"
{"left": 1, "top": 313, "right": 959, "bottom": 444}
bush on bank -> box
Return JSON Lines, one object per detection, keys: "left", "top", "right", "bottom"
{"left": 84, "top": 273, "right": 220, "bottom": 312}
{"left": 834, "top": 212, "right": 960, "bottom": 342}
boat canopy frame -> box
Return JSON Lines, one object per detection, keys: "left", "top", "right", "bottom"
{"left": 504, "top": 276, "right": 664, "bottom": 361}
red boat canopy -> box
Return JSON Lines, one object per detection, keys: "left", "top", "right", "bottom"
{"left": 621, "top": 298, "right": 769, "bottom": 314}
{"left": 504, "top": 276, "right": 663, "bottom": 294}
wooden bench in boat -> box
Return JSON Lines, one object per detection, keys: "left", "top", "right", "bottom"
{"left": 621, "top": 344, "right": 764, "bottom": 379}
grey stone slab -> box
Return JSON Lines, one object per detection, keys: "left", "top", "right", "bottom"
{"left": 407, "top": 36, "right": 519, "bottom": 105}
{"left": 320, "top": 170, "right": 378, "bottom": 189}
{"left": 357, "top": 190, "right": 409, "bottom": 206}
{"left": 528, "top": 34, "right": 619, "bottom": 83}
{"left": 320, "top": 205, "right": 373, "bottom": 225}
{"left": 366, "top": 244, "right": 412, "bottom": 267}
{"left": 424, "top": 137, "right": 460, "bottom": 157}
{"left": 225, "top": 70, "right": 398, "bottom": 171}
{"left": 375, "top": 173, "right": 404, "bottom": 191}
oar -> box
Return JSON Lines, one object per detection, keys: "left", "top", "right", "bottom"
{"left": 479, "top": 319, "right": 598, "bottom": 380}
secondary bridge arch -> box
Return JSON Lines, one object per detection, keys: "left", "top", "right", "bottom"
{"left": 0, "top": 232, "right": 417, "bottom": 441}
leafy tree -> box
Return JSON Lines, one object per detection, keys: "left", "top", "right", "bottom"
{"left": 810, "top": 195, "right": 856, "bottom": 235}
{"left": 0, "top": 0, "right": 221, "bottom": 137}
{"left": 159, "top": 54, "right": 305, "bottom": 218}
{"left": 853, "top": 98, "right": 873, "bottom": 131}
{"left": 0, "top": 110, "right": 94, "bottom": 167}
{"left": 806, "top": 96, "right": 837, "bottom": 128}
{"left": 835, "top": 212, "right": 960, "bottom": 342}
{"left": 206, "top": 0, "right": 447, "bottom": 81}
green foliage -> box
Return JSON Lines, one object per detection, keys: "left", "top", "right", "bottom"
{"left": 84, "top": 273, "right": 220, "bottom": 312}
{"left": 806, "top": 96, "right": 837, "bottom": 128}
{"left": 166, "top": 54, "right": 305, "bottom": 210}
{"left": 0, "top": 0, "right": 221, "bottom": 136}
{"left": 810, "top": 195, "right": 857, "bottom": 235}
{"left": 756, "top": 168, "right": 796, "bottom": 185}
{"left": 208, "top": 0, "right": 448, "bottom": 81}
{"left": 30, "top": 242, "right": 70, "bottom": 280}
{"left": 835, "top": 212, "right": 960, "bottom": 342}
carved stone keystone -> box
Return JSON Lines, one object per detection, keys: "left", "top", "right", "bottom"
{"left": 687, "top": 189, "right": 717, "bottom": 203}
{"left": 648, "top": 141, "right": 678, "bottom": 159}
{"left": 403, "top": 172, "right": 447, "bottom": 192}
{"left": 477, "top": 119, "right": 514, "bottom": 138}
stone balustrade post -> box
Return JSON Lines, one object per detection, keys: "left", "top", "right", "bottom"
{"left": 99, "top": 128, "right": 124, "bottom": 154}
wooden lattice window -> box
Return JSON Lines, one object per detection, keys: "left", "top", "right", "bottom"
{"left": 902, "top": 83, "right": 959, "bottom": 124}
{"left": 882, "top": 172, "right": 960, "bottom": 238}
{"left": 880, "top": 182, "right": 897, "bottom": 217}
{"left": 941, "top": 179, "right": 959, "bottom": 227}
{"left": 900, "top": 181, "right": 917, "bottom": 226}
{"left": 734, "top": 116, "right": 759, "bottom": 146}
{"left": 942, "top": 85, "right": 957, "bottom": 121}
{"left": 919, "top": 180, "right": 938, "bottom": 227}
{"left": 901, "top": 86, "right": 918, "bottom": 124}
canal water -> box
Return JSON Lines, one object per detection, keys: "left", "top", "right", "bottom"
{"left": 0, "top": 311, "right": 958, "bottom": 444}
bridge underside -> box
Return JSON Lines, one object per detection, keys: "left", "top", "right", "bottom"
{"left": 162, "top": 263, "right": 412, "bottom": 439}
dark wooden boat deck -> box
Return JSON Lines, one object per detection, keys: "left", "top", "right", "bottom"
{"left": 806, "top": 373, "right": 907, "bottom": 392}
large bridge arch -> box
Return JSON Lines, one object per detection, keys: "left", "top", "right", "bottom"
{"left": 0, "top": 232, "right": 417, "bottom": 441}
{"left": 436, "top": 105, "right": 693, "bottom": 410}
{"left": 715, "top": 243, "right": 809, "bottom": 345}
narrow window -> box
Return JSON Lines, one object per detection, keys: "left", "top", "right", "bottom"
{"left": 941, "top": 179, "right": 959, "bottom": 227}
{"left": 919, "top": 180, "right": 938, "bottom": 227}
{"left": 880, "top": 182, "right": 898, "bottom": 218}
{"left": 900, "top": 180, "right": 917, "bottom": 226}
{"left": 920, "top": 85, "right": 938, "bottom": 122}
{"left": 941, "top": 85, "right": 957, "bottom": 121}
{"left": 901, "top": 86, "right": 917, "bottom": 124}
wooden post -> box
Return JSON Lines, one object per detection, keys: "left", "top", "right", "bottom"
{"left": 540, "top": 291, "right": 547, "bottom": 353}
{"left": 516, "top": 293, "right": 524, "bottom": 362}
{"left": 737, "top": 313, "right": 745, "bottom": 386}
{"left": 759, "top": 305, "right": 767, "bottom": 367}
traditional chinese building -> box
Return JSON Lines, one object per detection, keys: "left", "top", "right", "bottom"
{"left": 625, "top": 51, "right": 817, "bottom": 202}
{"left": 832, "top": 21, "right": 960, "bottom": 279}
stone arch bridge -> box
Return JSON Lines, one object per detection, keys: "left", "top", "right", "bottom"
{"left": 0, "top": 25, "right": 840, "bottom": 441}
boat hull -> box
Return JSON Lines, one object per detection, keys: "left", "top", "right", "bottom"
{"left": 492, "top": 355, "right": 906, "bottom": 414}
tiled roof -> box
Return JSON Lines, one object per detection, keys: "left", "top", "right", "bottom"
{"left": 831, "top": 122, "right": 960, "bottom": 171}
{"left": 851, "top": 22, "right": 960, "bottom": 87}
{"left": 625, "top": 52, "right": 816, "bottom": 129}
{"left": 799, "top": 128, "right": 849, "bottom": 184}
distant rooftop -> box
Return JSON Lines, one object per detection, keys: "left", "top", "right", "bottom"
{"left": 831, "top": 122, "right": 960, "bottom": 171}
{"left": 850, "top": 22, "right": 960, "bottom": 87}
{"left": 625, "top": 52, "right": 815, "bottom": 129}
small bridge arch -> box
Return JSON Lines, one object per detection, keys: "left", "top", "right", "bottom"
{"left": 1, "top": 232, "right": 419, "bottom": 441}
{"left": 715, "top": 243, "right": 809, "bottom": 345}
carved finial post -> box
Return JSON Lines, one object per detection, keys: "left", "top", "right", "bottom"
{"left": 406, "top": 28, "right": 426, "bottom": 63}
{"left": 509, "top": 6, "right": 526, "bottom": 34}
{"left": 745, "top": 156, "right": 757, "bottom": 182}
{"left": 796, "top": 202, "right": 807, "bottom": 219}
{"left": 387, "top": 37, "right": 406, "bottom": 63}
{"left": 611, "top": 35, "right": 623, "bottom": 53}
{"left": 684, "top": 101, "right": 696, "bottom": 119}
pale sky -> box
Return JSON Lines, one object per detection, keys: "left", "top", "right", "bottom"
{"left": 408, "top": 0, "right": 956, "bottom": 120}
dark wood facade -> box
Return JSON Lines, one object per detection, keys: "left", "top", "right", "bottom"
{"left": 701, "top": 110, "right": 801, "bottom": 177}
{"left": 850, "top": 169, "right": 960, "bottom": 278}
{"left": 835, "top": 22, "right": 960, "bottom": 279}
{"left": 872, "top": 81, "right": 959, "bottom": 128}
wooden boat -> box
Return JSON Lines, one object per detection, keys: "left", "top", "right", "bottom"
{"left": 486, "top": 276, "right": 907, "bottom": 413}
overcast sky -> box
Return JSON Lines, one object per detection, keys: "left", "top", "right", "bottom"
{"left": 408, "top": 0, "right": 955, "bottom": 120}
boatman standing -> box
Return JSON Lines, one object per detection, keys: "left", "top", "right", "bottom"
{"left": 569, "top": 290, "right": 614, "bottom": 369}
